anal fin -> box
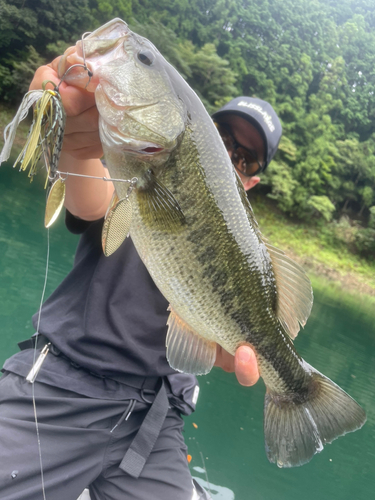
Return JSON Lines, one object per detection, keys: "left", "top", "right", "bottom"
{"left": 166, "top": 308, "right": 216, "bottom": 375}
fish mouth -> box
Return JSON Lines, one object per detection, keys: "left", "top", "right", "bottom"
{"left": 129, "top": 142, "right": 165, "bottom": 155}
{"left": 139, "top": 146, "right": 164, "bottom": 154}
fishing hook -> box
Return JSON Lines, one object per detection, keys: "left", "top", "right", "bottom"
{"left": 56, "top": 32, "right": 93, "bottom": 92}
{"left": 56, "top": 64, "right": 92, "bottom": 92}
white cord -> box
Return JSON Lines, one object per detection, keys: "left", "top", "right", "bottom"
{"left": 32, "top": 228, "right": 51, "bottom": 500}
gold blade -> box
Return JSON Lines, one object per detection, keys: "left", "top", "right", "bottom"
{"left": 102, "top": 197, "right": 133, "bottom": 256}
{"left": 44, "top": 178, "right": 66, "bottom": 228}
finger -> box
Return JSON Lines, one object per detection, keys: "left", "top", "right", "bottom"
{"left": 29, "top": 64, "right": 60, "bottom": 91}
{"left": 63, "top": 131, "right": 101, "bottom": 152}
{"left": 234, "top": 346, "right": 259, "bottom": 387}
{"left": 62, "top": 143, "right": 104, "bottom": 161}
{"left": 50, "top": 48, "right": 76, "bottom": 75}
{"left": 59, "top": 83, "right": 96, "bottom": 117}
{"left": 214, "top": 345, "right": 234, "bottom": 372}
{"left": 65, "top": 106, "right": 99, "bottom": 135}
{"left": 29, "top": 63, "right": 96, "bottom": 117}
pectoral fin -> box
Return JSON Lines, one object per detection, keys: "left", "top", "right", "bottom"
{"left": 166, "top": 307, "right": 216, "bottom": 375}
{"left": 102, "top": 193, "right": 132, "bottom": 256}
{"left": 44, "top": 178, "right": 66, "bottom": 228}
{"left": 265, "top": 242, "right": 313, "bottom": 339}
{"left": 138, "top": 170, "right": 185, "bottom": 232}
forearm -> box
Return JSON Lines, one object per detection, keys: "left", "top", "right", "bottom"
{"left": 61, "top": 152, "right": 114, "bottom": 221}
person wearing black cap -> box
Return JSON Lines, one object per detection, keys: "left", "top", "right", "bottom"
{"left": 0, "top": 64, "right": 262, "bottom": 500}
{"left": 212, "top": 96, "right": 282, "bottom": 191}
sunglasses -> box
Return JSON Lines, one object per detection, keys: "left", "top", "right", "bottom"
{"left": 216, "top": 123, "right": 265, "bottom": 177}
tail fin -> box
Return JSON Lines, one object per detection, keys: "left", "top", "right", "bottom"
{"left": 264, "top": 364, "right": 366, "bottom": 468}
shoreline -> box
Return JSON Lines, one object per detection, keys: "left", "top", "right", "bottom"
{"left": 282, "top": 249, "right": 375, "bottom": 299}
{"left": 251, "top": 195, "right": 375, "bottom": 301}
{"left": 2, "top": 111, "right": 374, "bottom": 300}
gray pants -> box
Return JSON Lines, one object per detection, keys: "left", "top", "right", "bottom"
{"left": 0, "top": 371, "right": 196, "bottom": 500}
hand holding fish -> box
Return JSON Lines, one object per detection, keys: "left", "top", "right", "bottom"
{"left": 28, "top": 61, "right": 114, "bottom": 221}
{"left": 30, "top": 59, "right": 102, "bottom": 160}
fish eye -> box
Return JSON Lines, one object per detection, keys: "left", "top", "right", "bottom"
{"left": 137, "top": 50, "right": 154, "bottom": 66}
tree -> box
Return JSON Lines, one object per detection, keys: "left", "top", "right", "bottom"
{"left": 0, "top": 0, "right": 94, "bottom": 101}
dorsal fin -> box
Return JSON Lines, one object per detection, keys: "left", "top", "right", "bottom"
{"left": 233, "top": 170, "right": 313, "bottom": 339}
{"left": 265, "top": 242, "right": 313, "bottom": 339}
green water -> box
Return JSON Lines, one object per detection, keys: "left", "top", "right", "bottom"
{"left": 1, "top": 165, "right": 374, "bottom": 499}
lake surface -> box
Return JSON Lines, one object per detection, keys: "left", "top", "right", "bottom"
{"left": 0, "top": 164, "right": 374, "bottom": 499}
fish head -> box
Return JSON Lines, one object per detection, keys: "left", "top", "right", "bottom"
{"left": 59, "top": 19, "right": 187, "bottom": 172}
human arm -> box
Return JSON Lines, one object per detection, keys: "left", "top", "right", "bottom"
{"left": 29, "top": 61, "right": 114, "bottom": 220}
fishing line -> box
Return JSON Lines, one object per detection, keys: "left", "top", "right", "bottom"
{"left": 81, "top": 32, "right": 92, "bottom": 65}
{"left": 31, "top": 228, "right": 51, "bottom": 500}
{"left": 199, "top": 451, "right": 211, "bottom": 493}
{"left": 27, "top": 174, "right": 136, "bottom": 499}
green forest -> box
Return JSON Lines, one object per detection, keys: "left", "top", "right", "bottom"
{"left": 1, "top": 0, "right": 375, "bottom": 265}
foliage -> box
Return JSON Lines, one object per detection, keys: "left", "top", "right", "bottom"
{"left": 177, "top": 41, "right": 237, "bottom": 111}
{"left": 1, "top": 0, "right": 375, "bottom": 260}
{"left": 11, "top": 46, "right": 46, "bottom": 96}
{"left": 133, "top": 0, "right": 375, "bottom": 227}
{"left": 252, "top": 195, "right": 375, "bottom": 292}
{"left": 0, "top": 0, "right": 94, "bottom": 102}
{"left": 354, "top": 206, "right": 375, "bottom": 259}
{"left": 307, "top": 196, "right": 336, "bottom": 222}
{"left": 262, "top": 160, "right": 298, "bottom": 214}
{"left": 89, "top": 0, "right": 132, "bottom": 28}
{"left": 0, "top": 64, "right": 12, "bottom": 98}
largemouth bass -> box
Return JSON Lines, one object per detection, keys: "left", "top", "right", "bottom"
{"left": 59, "top": 18, "right": 365, "bottom": 468}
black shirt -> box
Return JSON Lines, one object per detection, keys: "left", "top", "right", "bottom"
{"left": 30, "top": 212, "right": 183, "bottom": 379}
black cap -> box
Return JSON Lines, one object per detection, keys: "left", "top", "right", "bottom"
{"left": 212, "top": 96, "right": 282, "bottom": 170}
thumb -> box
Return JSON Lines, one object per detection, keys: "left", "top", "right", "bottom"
{"left": 234, "top": 345, "right": 259, "bottom": 387}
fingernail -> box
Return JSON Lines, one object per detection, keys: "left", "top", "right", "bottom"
{"left": 238, "top": 346, "right": 253, "bottom": 364}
